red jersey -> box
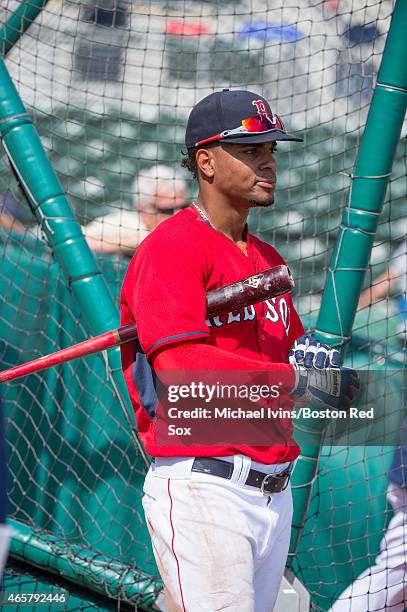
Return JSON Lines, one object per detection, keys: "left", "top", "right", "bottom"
{"left": 120, "top": 205, "right": 304, "bottom": 463}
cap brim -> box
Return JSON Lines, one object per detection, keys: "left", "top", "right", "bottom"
{"left": 222, "top": 130, "right": 303, "bottom": 144}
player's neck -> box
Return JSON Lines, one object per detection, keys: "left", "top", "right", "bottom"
{"left": 195, "top": 196, "right": 249, "bottom": 243}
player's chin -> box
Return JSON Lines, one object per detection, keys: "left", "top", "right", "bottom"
{"left": 248, "top": 185, "right": 275, "bottom": 208}
{"left": 248, "top": 194, "right": 275, "bottom": 208}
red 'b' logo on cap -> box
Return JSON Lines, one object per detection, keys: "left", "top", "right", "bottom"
{"left": 252, "top": 100, "right": 275, "bottom": 125}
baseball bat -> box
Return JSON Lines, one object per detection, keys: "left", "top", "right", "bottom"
{"left": 0, "top": 265, "right": 294, "bottom": 384}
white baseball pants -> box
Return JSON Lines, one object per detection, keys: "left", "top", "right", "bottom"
{"left": 329, "top": 482, "right": 407, "bottom": 612}
{"left": 142, "top": 455, "right": 293, "bottom": 612}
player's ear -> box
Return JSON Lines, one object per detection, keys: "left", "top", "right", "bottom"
{"left": 196, "top": 147, "right": 215, "bottom": 180}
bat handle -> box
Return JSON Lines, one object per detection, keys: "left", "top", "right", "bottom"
{"left": 116, "top": 323, "right": 138, "bottom": 343}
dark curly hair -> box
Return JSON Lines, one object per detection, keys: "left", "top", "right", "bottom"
{"left": 181, "top": 143, "right": 219, "bottom": 181}
{"left": 181, "top": 148, "right": 198, "bottom": 180}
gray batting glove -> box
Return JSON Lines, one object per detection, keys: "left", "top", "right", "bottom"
{"left": 291, "top": 366, "right": 360, "bottom": 410}
{"left": 289, "top": 334, "right": 341, "bottom": 370}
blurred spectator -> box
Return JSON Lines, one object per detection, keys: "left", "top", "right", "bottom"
{"left": 359, "top": 241, "right": 407, "bottom": 345}
{"left": 324, "top": 0, "right": 339, "bottom": 12}
{"left": 0, "top": 192, "right": 24, "bottom": 233}
{"left": 359, "top": 241, "right": 406, "bottom": 307}
{"left": 83, "top": 165, "right": 188, "bottom": 255}
{"left": 336, "top": 23, "right": 380, "bottom": 105}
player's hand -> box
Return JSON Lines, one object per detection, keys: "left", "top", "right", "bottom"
{"left": 288, "top": 334, "right": 341, "bottom": 369}
{"left": 291, "top": 366, "right": 360, "bottom": 410}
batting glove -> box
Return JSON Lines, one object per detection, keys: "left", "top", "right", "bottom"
{"left": 291, "top": 366, "right": 360, "bottom": 410}
{"left": 288, "top": 334, "right": 341, "bottom": 370}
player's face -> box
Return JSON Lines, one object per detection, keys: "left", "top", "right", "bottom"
{"left": 211, "top": 142, "right": 277, "bottom": 208}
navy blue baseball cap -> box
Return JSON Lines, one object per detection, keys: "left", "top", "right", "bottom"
{"left": 185, "top": 89, "right": 303, "bottom": 149}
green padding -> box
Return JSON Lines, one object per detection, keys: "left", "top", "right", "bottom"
{"left": 293, "top": 446, "right": 393, "bottom": 610}
{"left": 3, "top": 560, "right": 136, "bottom": 611}
{"left": 1, "top": 231, "right": 405, "bottom": 609}
{"left": 8, "top": 519, "right": 158, "bottom": 606}
{"left": 0, "top": 231, "right": 156, "bottom": 602}
{"left": 0, "top": 0, "right": 49, "bottom": 56}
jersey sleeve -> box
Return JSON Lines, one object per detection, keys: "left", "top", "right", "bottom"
{"left": 151, "top": 339, "right": 296, "bottom": 381}
{"left": 122, "top": 223, "right": 210, "bottom": 358}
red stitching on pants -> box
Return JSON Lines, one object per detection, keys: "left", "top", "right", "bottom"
{"left": 168, "top": 478, "right": 187, "bottom": 612}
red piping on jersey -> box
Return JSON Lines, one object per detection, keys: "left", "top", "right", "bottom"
{"left": 146, "top": 330, "right": 209, "bottom": 356}
{"left": 168, "top": 479, "right": 187, "bottom": 612}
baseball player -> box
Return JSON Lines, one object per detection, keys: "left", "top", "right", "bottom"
{"left": 120, "top": 89, "right": 358, "bottom": 611}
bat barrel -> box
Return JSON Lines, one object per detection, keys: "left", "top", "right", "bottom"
{"left": 206, "top": 265, "right": 294, "bottom": 317}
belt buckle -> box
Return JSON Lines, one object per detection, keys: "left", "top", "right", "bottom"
{"left": 260, "top": 470, "right": 290, "bottom": 495}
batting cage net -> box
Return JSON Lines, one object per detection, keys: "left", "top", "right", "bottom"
{"left": 0, "top": 0, "right": 406, "bottom": 610}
